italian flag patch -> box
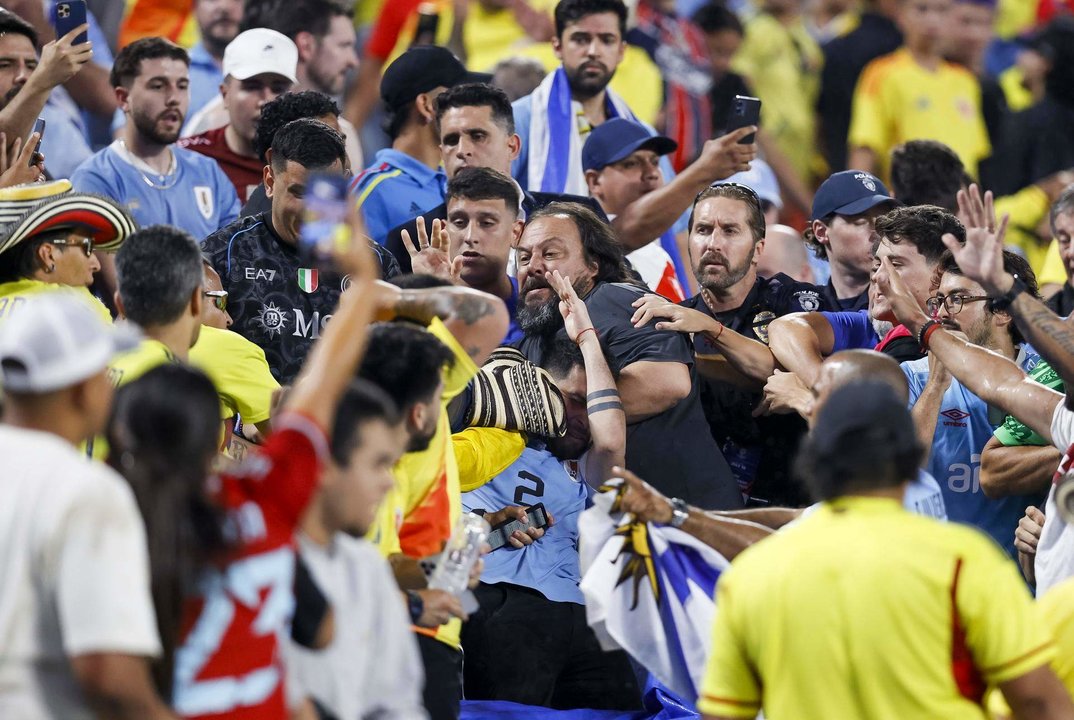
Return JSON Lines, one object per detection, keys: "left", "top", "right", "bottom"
{"left": 297, "top": 268, "right": 318, "bottom": 293}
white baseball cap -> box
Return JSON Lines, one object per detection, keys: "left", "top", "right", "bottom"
{"left": 222, "top": 28, "right": 298, "bottom": 83}
{"left": 0, "top": 293, "right": 140, "bottom": 393}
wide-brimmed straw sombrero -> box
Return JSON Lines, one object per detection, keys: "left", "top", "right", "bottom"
{"left": 0, "top": 180, "right": 137, "bottom": 256}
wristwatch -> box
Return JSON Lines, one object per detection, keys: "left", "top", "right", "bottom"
{"left": 990, "top": 276, "right": 1027, "bottom": 312}
{"left": 668, "top": 497, "right": 689, "bottom": 528}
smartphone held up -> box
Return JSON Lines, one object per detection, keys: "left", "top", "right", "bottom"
{"left": 727, "top": 95, "right": 761, "bottom": 145}
{"left": 52, "top": 0, "right": 89, "bottom": 45}
{"left": 298, "top": 174, "right": 353, "bottom": 270}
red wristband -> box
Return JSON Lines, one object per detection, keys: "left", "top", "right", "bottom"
{"left": 921, "top": 321, "right": 943, "bottom": 350}
{"left": 577, "top": 327, "right": 598, "bottom": 343}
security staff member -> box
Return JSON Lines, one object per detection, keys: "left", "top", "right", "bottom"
{"left": 645, "top": 182, "right": 833, "bottom": 507}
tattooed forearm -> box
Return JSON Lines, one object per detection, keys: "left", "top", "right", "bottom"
{"left": 587, "top": 389, "right": 619, "bottom": 402}
{"left": 588, "top": 400, "right": 624, "bottom": 414}
{"left": 453, "top": 294, "right": 497, "bottom": 326}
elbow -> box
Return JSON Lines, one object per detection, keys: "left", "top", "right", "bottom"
{"left": 979, "top": 466, "right": 1006, "bottom": 499}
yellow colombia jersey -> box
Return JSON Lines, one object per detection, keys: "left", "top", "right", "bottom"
{"left": 0, "top": 279, "right": 112, "bottom": 327}
{"left": 368, "top": 317, "right": 478, "bottom": 649}
{"left": 189, "top": 325, "right": 280, "bottom": 424}
{"left": 699, "top": 496, "right": 1054, "bottom": 720}
{"left": 87, "top": 339, "right": 177, "bottom": 460}
{"left": 849, "top": 48, "right": 991, "bottom": 181}
{"left": 732, "top": 12, "right": 823, "bottom": 184}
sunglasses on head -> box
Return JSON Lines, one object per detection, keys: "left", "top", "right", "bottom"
{"left": 50, "top": 236, "right": 94, "bottom": 258}
{"left": 203, "top": 289, "right": 228, "bottom": 312}
{"left": 695, "top": 181, "right": 762, "bottom": 209}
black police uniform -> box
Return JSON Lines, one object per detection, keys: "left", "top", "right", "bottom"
{"left": 682, "top": 273, "right": 833, "bottom": 507}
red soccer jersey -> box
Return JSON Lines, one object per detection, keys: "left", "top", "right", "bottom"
{"left": 178, "top": 126, "right": 264, "bottom": 204}
{"left": 172, "top": 412, "right": 327, "bottom": 720}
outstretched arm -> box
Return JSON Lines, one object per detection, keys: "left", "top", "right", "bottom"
{"left": 630, "top": 294, "right": 775, "bottom": 386}
{"left": 283, "top": 212, "right": 380, "bottom": 431}
{"left": 768, "top": 312, "right": 836, "bottom": 385}
{"left": 374, "top": 281, "right": 509, "bottom": 365}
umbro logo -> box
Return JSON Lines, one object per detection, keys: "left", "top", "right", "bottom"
{"left": 941, "top": 408, "right": 969, "bottom": 428}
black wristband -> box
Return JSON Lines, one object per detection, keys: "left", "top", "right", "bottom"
{"left": 915, "top": 319, "right": 940, "bottom": 350}
{"left": 990, "top": 277, "right": 1027, "bottom": 312}
{"left": 406, "top": 590, "right": 424, "bottom": 623}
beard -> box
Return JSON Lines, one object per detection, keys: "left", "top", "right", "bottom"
{"left": 202, "top": 19, "right": 239, "bottom": 56}
{"left": 871, "top": 318, "right": 894, "bottom": 339}
{"left": 307, "top": 58, "right": 345, "bottom": 96}
{"left": 564, "top": 61, "right": 614, "bottom": 100}
{"left": 516, "top": 292, "right": 562, "bottom": 336}
{"left": 131, "top": 106, "right": 183, "bottom": 146}
{"left": 406, "top": 423, "right": 437, "bottom": 453}
{"left": 694, "top": 249, "right": 754, "bottom": 294}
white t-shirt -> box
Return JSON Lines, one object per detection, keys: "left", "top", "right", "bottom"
{"left": 0, "top": 426, "right": 160, "bottom": 719}
{"left": 288, "top": 533, "right": 427, "bottom": 720}
{"left": 1037, "top": 402, "right": 1074, "bottom": 595}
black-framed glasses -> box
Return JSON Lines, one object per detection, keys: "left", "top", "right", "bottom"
{"left": 926, "top": 293, "right": 990, "bottom": 316}
{"left": 695, "top": 181, "right": 762, "bottom": 209}
{"left": 50, "top": 237, "right": 94, "bottom": 258}
{"left": 203, "top": 289, "right": 228, "bottom": 312}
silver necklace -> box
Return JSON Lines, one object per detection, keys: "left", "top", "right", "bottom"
{"left": 119, "top": 140, "right": 179, "bottom": 190}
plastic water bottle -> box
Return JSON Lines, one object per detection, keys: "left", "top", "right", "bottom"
{"left": 428, "top": 513, "right": 490, "bottom": 596}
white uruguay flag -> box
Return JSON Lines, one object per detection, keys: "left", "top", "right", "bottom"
{"left": 579, "top": 481, "right": 730, "bottom": 706}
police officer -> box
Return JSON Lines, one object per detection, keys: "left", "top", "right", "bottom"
{"left": 804, "top": 169, "right": 897, "bottom": 310}
{"left": 638, "top": 182, "right": 833, "bottom": 507}
{"left": 351, "top": 46, "right": 488, "bottom": 244}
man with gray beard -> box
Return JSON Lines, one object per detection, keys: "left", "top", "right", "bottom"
{"left": 513, "top": 200, "right": 742, "bottom": 510}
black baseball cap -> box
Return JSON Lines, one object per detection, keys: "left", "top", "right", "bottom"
{"left": 810, "top": 381, "right": 917, "bottom": 458}
{"left": 811, "top": 170, "right": 896, "bottom": 221}
{"left": 380, "top": 46, "right": 492, "bottom": 110}
{"left": 582, "top": 118, "right": 678, "bottom": 172}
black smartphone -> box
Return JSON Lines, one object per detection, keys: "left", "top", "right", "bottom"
{"left": 487, "top": 503, "right": 550, "bottom": 552}
{"left": 727, "top": 95, "right": 762, "bottom": 144}
{"left": 28, "top": 117, "right": 45, "bottom": 167}
{"left": 298, "top": 174, "right": 351, "bottom": 269}
{"left": 412, "top": 4, "right": 440, "bottom": 46}
{"left": 52, "top": 0, "right": 89, "bottom": 45}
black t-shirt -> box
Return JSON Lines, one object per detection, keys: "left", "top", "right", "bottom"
{"left": 682, "top": 274, "right": 833, "bottom": 507}
{"left": 820, "top": 278, "right": 869, "bottom": 311}
{"left": 202, "top": 212, "right": 399, "bottom": 383}
{"left": 817, "top": 12, "right": 902, "bottom": 172}
{"left": 994, "top": 96, "right": 1074, "bottom": 196}
{"left": 517, "top": 282, "right": 743, "bottom": 510}
{"left": 1047, "top": 284, "right": 1074, "bottom": 317}
{"left": 384, "top": 191, "right": 608, "bottom": 274}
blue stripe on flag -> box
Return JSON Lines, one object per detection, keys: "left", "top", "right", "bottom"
{"left": 542, "top": 69, "right": 573, "bottom": 193}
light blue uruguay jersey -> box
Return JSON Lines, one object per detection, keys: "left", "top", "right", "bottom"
{"left": 903, "top": 347, "right": 1047, "bottom": 556}
{"left": 71, "top": 140, "right": 240, "bottom": 241}
{"left": 462, "top": 443, "right": 591, "bottom": 604}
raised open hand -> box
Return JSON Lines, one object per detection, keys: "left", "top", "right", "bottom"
{"left": 943, "top": 184, "right": 1011, "bottom": 295}
{"left": 402, "top": 216, "right": 457, "bottom": 282}
{"left": 551, "top": 269, "right": 595, "bottom": 344}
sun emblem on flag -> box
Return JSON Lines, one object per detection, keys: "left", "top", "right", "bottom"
{"left": 257, "top": 302, "right": 288, "bottom": 337}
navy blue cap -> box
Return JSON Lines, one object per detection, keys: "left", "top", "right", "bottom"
{"left": 811, "top": 170, "right": 895, "bottom": 220}
{"left": 810, "top": 381, "right": 917, "bottom": 457}
{"left": 582, "top": 118, "right": 678, "bottom": 172}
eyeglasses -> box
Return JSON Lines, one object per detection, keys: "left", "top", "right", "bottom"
{"left": 203, "top": 290, "right": 228, "bottom": 312}
{"left": 926, "top": 293, "right": 990, "bottom": 316}
{"left": 695, "top": 181, "right": 762, "bottom": 209}
{"left": 50, "top": 237, "right": 94, "bottom": 258}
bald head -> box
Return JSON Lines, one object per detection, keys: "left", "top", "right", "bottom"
{"left": 811, "top": 350, "right": 909, "bottom": 426}
{"left": 756, "top": 223, "right": 813, "bottom": 282}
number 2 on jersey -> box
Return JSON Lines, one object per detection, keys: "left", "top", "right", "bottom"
{"left": 513, "top": 470, "right": 545, "bottom": 505}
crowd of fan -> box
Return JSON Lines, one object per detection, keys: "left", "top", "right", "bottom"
{"left": 4, "top": 0, "right": 1074, "bottom": 718}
